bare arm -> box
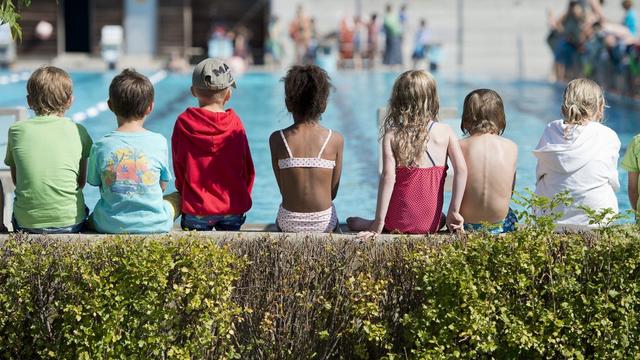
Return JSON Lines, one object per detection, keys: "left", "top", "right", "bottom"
{"left": 629, "top": 172, "right": 639, "bottom": 212}
{"left": 512, "top": 145, "right": 518, "bottom": 195}
{"left": 269, "top": 132, "right": 283, "bottom": 192}
{"left": 588, "top": 0, "right": 605, "bottom": 23}
{"left": 78, "top": 158, "right": 87, "bottom": 189}
{"left": 331, "top": 133, "right": 344, "bottom": 200}
{"left": 446, "top": 128, "right": 467, "bottom": 231}
{"left": 160, "top": 181, "right": 168, "bottom": 192}
{"left": 369, "top": 132, "right": 396, "bottom": 233}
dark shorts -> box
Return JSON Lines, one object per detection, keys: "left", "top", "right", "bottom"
{"left": 181, "top": 214, "right": 246, "bottom": 231}
{"left": 555, "top": 40, "right": 579, "bottom": 66}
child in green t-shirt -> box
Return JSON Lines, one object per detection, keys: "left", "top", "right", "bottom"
{"left": 622, "top": 135, "right": 640, "bottom": 218}
{"left": 4, "top": 66, "right": 93, "bottom": 233}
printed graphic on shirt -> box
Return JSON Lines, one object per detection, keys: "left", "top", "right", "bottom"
{"left": 103, "top": 147, "right": 158, "bottom": 196}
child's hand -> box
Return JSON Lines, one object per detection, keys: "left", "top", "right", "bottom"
{"left": 446, "top": 211, "right": 465, "bottom": 233}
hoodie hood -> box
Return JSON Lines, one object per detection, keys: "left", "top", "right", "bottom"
{"left": 533, "top": 120, "right": 605, "bottom": 174}
{"left": 175, "top": 107, "right": 241, "bottom": 154}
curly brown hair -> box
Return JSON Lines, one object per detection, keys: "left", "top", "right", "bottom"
{"left": 283, "top": 65, "right": 331, "bottom": 122}
{"left": 461, "top": 89, "right": 506, "bottom": 136}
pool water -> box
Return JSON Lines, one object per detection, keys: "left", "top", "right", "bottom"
{"left": 0, "top": 70, "right": 638, "bottom": 223}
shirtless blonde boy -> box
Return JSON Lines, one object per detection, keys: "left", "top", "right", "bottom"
{"left": 459, "top": 89, "right": 518, "bottom": 234}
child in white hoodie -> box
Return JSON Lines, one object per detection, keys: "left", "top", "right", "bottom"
{"left": 534, "top": 78, "right": 620, "bottom": 230}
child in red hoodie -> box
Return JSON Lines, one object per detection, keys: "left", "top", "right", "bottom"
{"left": 172, "top": 58, "right": 255, "bottom": 231}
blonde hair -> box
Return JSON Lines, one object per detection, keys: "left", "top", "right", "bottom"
{"left": 381, "top": 70, "right": 439, "bottom": 167}
{"left": 27, "top": 66, "right": 73, "bottom": 116}
{"left": 561, "top": 78, "right": 605, "bottom": 127}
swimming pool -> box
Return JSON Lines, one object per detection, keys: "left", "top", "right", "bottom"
{"left": 0, "top": 70, "right": 638, "bottom": 223}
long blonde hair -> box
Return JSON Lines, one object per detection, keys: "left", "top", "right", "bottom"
{"left": 381, "top": 70, "right": 439, "bottom": 167}
{"left": 561, "top": 78, "right": 605, "bottom": 127}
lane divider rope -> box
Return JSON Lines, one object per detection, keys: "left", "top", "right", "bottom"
{"left": 71, "top": 70, "right": 168, "bottom": 123}
{"left": 0, "top": 71, "right": 30, "bottom": 85}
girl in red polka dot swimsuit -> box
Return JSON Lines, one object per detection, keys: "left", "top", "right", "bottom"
{"left": 347, "top": 70, "right": 468, "bottom": 235}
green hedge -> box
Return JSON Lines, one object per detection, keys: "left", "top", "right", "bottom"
{"left": 2, "top": 224, "right": 640, "bottom": 358}
{"left": 0, "top": 234, "right": 240, "bottom": 359}
{"left": 405, "top": 227, "right": 640, "bottom": 359}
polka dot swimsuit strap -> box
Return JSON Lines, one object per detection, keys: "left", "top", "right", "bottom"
{"left": 277, "top": 129, "right": 336, "bottom": 169}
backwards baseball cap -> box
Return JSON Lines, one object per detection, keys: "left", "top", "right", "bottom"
{"left": 192, "top": 58, "right": 236, "bottom": 90}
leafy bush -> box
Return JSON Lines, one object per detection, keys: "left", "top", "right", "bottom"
{"left": 403, "top": 193, "right": 640, "bottom": 358}
{"left": 224, "top": 237, "right": 422, "bottom": 359}
{"left": 0, "top": 234, "right": 240, "bottom": 359}
{"left": 2, "top": 197, "right": 640, "bottom": 358}
{"left": 0, "top": 0, "right": 32, "bottom": 39}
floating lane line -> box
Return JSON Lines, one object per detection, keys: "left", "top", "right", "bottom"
{"left": 0, "top": 71, "right": 30, "bottom": 85}
{"left": 71, "top": 70, "right": 168, "bottom": 123}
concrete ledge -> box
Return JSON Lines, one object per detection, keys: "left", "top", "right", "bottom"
{"left": 0, "top": 229, "right": 455, "bottom": 242}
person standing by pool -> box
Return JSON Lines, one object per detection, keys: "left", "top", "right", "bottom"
{"left": 5, "top": 66, "right": 93, "bottom": 234}
{"left": 622, "top": 0, "right": 638, "bottom": 36}
{"left": 412, "top": 18, "right": 431, "bottom": 69}
{"left": 289, "top": 5, "right": 311, "bottom": 65}
{"left": 534, "top": 78, "right": 620, "bottom": 230}
{"left": 552, "top": 1, "right": 587, "bottom": 82}
{"left": 347, "top": 70, "right": 468, "bottom": 234}
{"left": 269, "top": 65, "right": 344, "bottom": 233}
{"left": 458, "top": 89, "right": 519, "bottom": 234}
{"left": 383, "top": 4, "right": 403, "bottom": 66}
{"left": 367, "top": 12, "right": 381, "bottom": 68}
{"left": 266, "top": 15, "right": 284, "bottom": 67}
{"left": 172, "top": 58, "right": 255, "bottom": 231}
{"left": 86, "top": 69, "right": 180, "bottom": 234}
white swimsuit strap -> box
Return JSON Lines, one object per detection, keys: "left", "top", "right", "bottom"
{"left": 317, "top": 129, "right": 332, "bottom": 158}
{"left": 279, "top": 130, "right": 293, "bottom": 158}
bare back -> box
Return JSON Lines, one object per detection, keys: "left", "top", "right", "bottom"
{"left": 395, "top": 121, "right": 450, "bottom": 168}
{"left": 269, "top": 125, "right": 344, "bottom": 212}
{"left": 459, "top": 134, "right": 517, "bottom": 223}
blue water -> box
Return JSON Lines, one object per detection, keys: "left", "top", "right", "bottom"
{"left": 1, "top": 70, "right": 638, "bottom": 223}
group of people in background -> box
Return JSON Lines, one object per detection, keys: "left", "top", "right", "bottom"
{"left": 4, "top": 58, "right": 636, "bottom": 235}
{"left": 547, "top": 0, "right": 640, "bottom": 95}
{"left": 265, "top": 3, "right": 439, "bottom": 71}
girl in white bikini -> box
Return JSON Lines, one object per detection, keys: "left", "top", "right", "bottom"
{"left": 269, "top": 65, "right": 344, "bottom": 232}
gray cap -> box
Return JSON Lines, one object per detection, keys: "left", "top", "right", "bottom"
{"left": 192, "top": 58, "right": 236, "bottom": 90}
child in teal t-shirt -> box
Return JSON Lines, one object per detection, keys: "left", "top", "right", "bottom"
{"left": 87, "top": 69, "right": 180, "bottom": 233}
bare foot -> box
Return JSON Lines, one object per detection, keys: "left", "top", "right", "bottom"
{"left": 346, "top": 217, "right": 374, "bottom": 231}
{"left": 355, "top": 231, "right": 378, "bottom": 241}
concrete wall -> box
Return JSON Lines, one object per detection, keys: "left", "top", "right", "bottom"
{"left": 270, "top": 0, "right": 628, "bottom": 80}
